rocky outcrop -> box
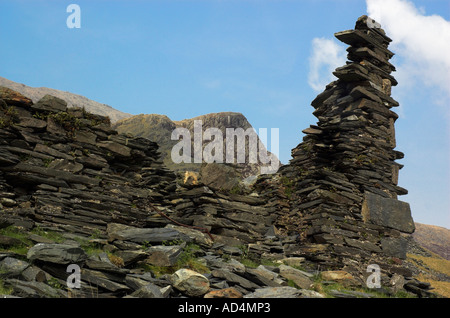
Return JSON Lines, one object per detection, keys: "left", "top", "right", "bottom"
{"left": 113, "top": 112, "right": 280, "bottom": 179}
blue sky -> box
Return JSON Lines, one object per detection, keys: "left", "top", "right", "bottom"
{"left": 1, "top": 0, "right": 449, "bottom": 229}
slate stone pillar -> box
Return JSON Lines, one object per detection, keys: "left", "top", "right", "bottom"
{"left": 278, "top": 16, "right": 414, "bottom": 265}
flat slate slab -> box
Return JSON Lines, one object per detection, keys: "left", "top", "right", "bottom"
{"left": 362, "top": 192, "right": 415, "bottom": 233}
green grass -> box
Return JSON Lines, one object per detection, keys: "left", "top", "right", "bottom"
{"left": 310, "top": 273, "right": 417, "bottom": 298}
{"left": 0, "top": 279, "right": 13, "bottom": 295}
{"left": 407, "top": 252, "right": 450, "bottom": 298}
{"left": 0, "top": 225, "right": 65, "bottom": 255}
{"left": 31, "top": 226, "right": 65, "bottom": 243}
{"left": 0, "top": 226, "right": 33, "bottom": 255}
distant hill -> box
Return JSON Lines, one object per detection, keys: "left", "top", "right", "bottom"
{"left": 413, "top": 223, "right": 450, "bottom": 260}
{"left": 0, "top": 76, "right": 132, "bottom": 123}
{"left": 113, "top": 112, "right": 281, "bottom": 178}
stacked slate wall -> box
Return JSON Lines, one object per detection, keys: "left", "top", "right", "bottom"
{"left": 274, "top": 15, "right": 415, "bottom": 269}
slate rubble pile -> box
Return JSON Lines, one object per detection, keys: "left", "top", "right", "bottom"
{"left": 0, "top": 219, "right": 434, "bottom": 299}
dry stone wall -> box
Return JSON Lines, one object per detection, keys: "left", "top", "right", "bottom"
{"left": 0, "top": 86, "right": 177, "bottom": 236}
{"left": 269, "top": 15, "right": 415, "bottom": 270}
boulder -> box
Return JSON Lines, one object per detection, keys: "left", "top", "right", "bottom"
{"left": 171, "top": 268, "right": 210, "bottom": 297}
{"left": 146, "top": 245, "right": 183, "bottom": 267}
{"left": 27, "top": 243, "right": 87, "bottom": 265}
{"left": 32, "top": 94, "right": 67, "bottom": 113}
{"left": 0, "top": 257, "right": 30, "bottom": 277}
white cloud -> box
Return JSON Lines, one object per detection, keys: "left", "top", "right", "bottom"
{"left": 307, "top": 38, "right": 347, "bottom": 92}
{"left": 366, "top": 0, "right": 450, "bottom": 101}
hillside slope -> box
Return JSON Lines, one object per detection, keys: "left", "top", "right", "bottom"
{"left": 0, "top": 76, "right": 131, "bottom": 123}
{"left": 412, "top": 223, "right": 450, "bottom": 260}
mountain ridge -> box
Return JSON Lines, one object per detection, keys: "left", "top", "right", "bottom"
{"left": 0, "top": 76, "right": 132, "bottom": 123}
{"left": 113, "top": 111, "right": 281, "bottom": 178}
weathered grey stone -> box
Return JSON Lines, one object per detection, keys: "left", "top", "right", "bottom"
{"left": 130, "top": 283, "right": 164, "bottom": 298}
{"left": 204, "top": 256, "right": 246, "bottom": 274}
{"left": 0, "top": 148, "right": 19, "bottom": 165}
{"left": 362, "top": 192, "right": 415, "bottom": 233}
{"left": 27, "top": 243, "right": 87, "bottom": 265}
{"left": 0, "top": 257, "right": 30, "bottom": 277}
{"left": 27, "top": 234, "right": 56, "bottom": 244}
{"left": 328, "top": 289, "right": 376, "bottom": 298}
{"left": 107, "top": 223, "right": 191, "bottom": 244}
{"left": 74, "top": 130, "right": 97, "bottom": 145}
{"left": 165, "top": 224, "right": 213, "bottom": 248}
{"left": 33, "top": 94, "right": 68, "bottom": 113}
{"left": 278, "top": 265, "right": 314, "bottom": 290}
{"left": 389, "top": 274, "right": 405, "bottom": 294}
{"left": 244, "top": 267, "right": 284, "bottom": 287}
{"left": 20, "top": 265, "right": 48, "bottom": 282}
{"left": 211, "top": 269, "right": 260, "bottom": 290}
{"left": 97, "top": 141, "right": 131, "bottom": 157}
{"left": 114, "top": 250, "right": 147, "bottom": 267}
{"left": 146, "top": 245, "right": 183, "bottom": 267}
{"left": 344, "top": 237, "right": 382, "bottom": 253}
{"left": 85, "top": 254, "right": 128, "bottom": 274}
{"left": 244, "top": 286, "right": 302, "bottom": 298}
{"left": 300, "top": 289, "right": 326, "bottom": 298}
{"left": 171, "top": 269, "right": 210, "bottom": 297}
{"left": 34, "top": 143, "right": 72, "bottom": 160}
{"left": 13, "top": 162, "right": 100, "bottom": 186}
{"left": 380, "top": 237, "right": 408, "bottom": 259}
{"left": 5, "top": 278, "right": 65, "bottom": 298}
{"left": 48, "top": 159, "right": 84, "bottom": 173}
{"left": 198, "top": 163, "right": 241, "bottom": 191}
{"left": 18, "top": 117, "right": 47, "bottom": 129}
{"left": 80, "top": 268, "right": 130, "bottom": 293}
{"left": 0, "top": 234, "right": 22, "bottom": 247}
